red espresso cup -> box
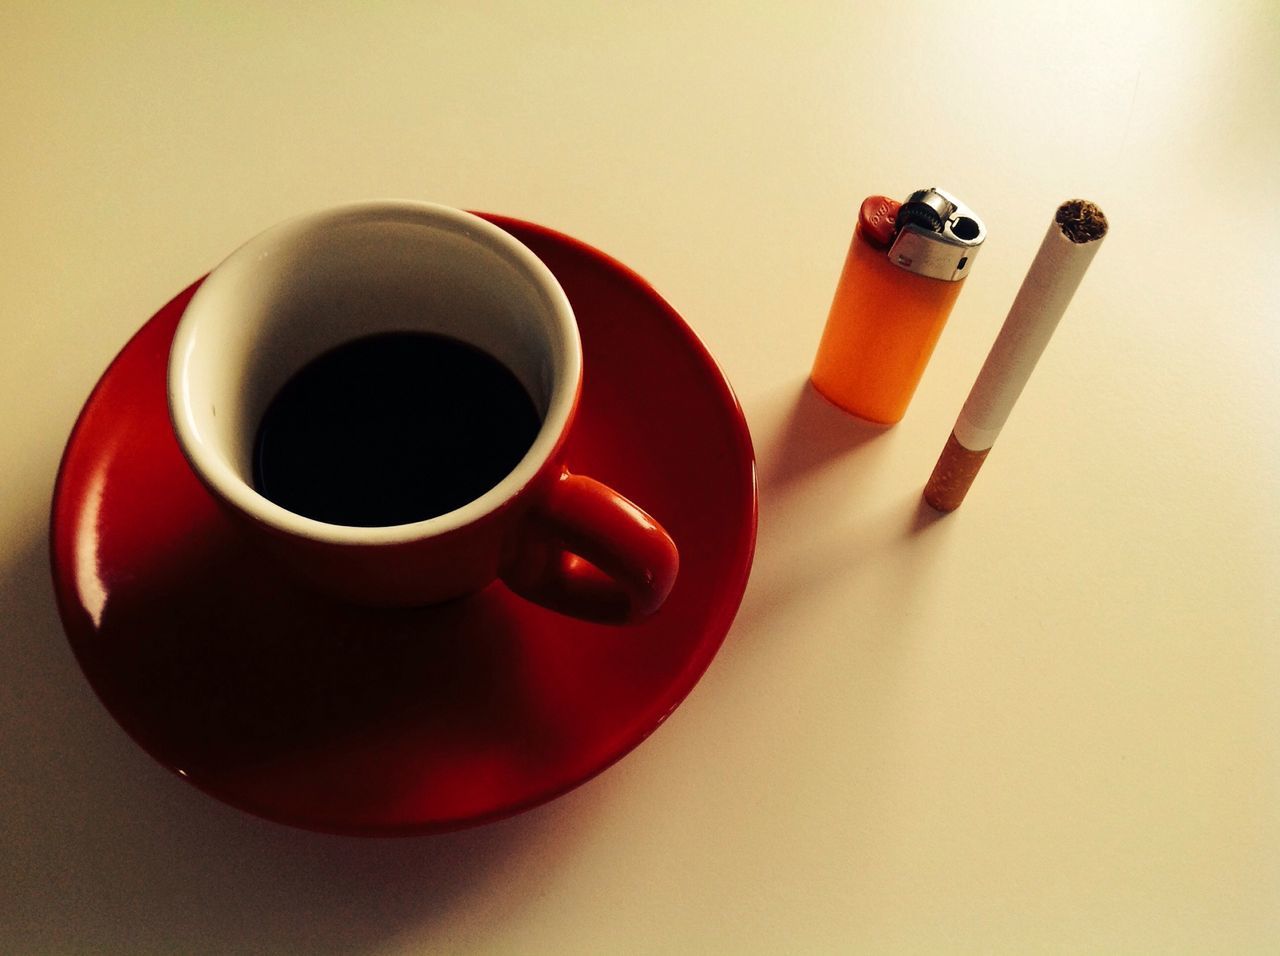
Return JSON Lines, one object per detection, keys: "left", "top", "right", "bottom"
{"left": 167, "top": 201, "right": 677, "bottom": 623}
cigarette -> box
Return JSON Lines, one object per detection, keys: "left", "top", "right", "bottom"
{"left": 923, "top": 199, "right": 1108, "bottom": 512}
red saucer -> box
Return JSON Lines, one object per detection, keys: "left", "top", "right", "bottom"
{"left": 50, "top": 214, "right": 757, "bottom": 835}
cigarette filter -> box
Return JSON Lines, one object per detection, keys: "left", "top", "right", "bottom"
{"left": 812, "top": 188, "right": 986, "bottom": 424}
{"left": 923, "top": 199, "right": 1109, "bottom": 512}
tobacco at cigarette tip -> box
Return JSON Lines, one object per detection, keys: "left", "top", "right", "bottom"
{"left": 1055, "top": 199, "right": 1108, "bottom": 244}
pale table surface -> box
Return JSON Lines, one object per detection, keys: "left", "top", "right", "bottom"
{"left": 3, "top": 2, "right": 1278, "bottom": 953}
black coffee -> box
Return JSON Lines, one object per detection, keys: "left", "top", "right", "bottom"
{"left": 252, "top": 331, "right": 541, "bottom": 527}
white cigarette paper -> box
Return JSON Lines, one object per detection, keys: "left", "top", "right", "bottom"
{"left": 924, "top": 200, "right": 1108, "bottom": 512}
{"left": 953, "top": 203, "right": 1108, "bottom": 451}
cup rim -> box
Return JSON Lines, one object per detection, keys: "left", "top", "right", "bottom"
{"left": 167, "top": 200, "right": 581, "bottom": 546}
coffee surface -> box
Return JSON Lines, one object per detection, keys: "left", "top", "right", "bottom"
{"left": 252, "top": 331, "right": 541, "bottom": 527}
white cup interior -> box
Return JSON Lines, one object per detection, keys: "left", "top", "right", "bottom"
{"left": 168, "top": 201, "right": 580, "bottom": 544}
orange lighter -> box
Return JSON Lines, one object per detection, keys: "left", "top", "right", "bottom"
{"left": 811, "top": 187, "right": 985, "bottom": 424}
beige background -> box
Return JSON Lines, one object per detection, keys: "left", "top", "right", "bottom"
{"left": 3, "top": 1, "right": 1278, "bottom": 952}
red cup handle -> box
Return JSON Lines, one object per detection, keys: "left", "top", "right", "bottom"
{"left": 500, "top": 469, "right": 679, "bottom": 624}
